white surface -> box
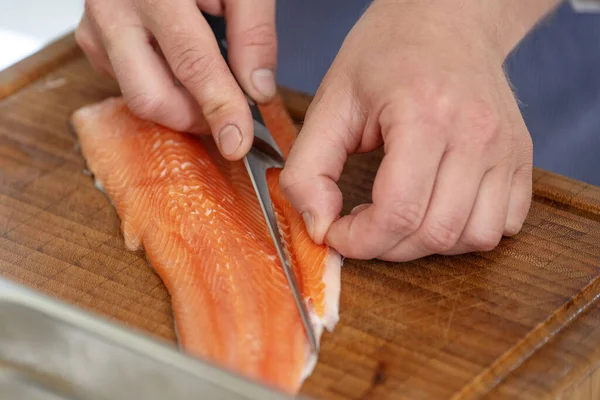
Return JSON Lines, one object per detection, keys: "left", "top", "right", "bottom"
{"left": 0, "top": 29, "right": 42, "bottom": 70}
{"left": 571, "top": 0, "right": 600, "bottom": 12}
{"left": 0, "top": 0, "right": 84, "bottom": 70}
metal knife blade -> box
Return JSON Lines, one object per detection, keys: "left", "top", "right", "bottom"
{"left": 202, "top": 12, "right": 319, "bottom": 353}
{"left": 242, "top": 127, "right": 319, "bottom": 354}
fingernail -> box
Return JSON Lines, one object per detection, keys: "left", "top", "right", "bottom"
{"left": 251, "top": 69, "right": 276, "bottom": 99}
{"left": 350, "top": 203, "right": 370, "bottom": 215}
{"left": 218, "top": 124, "right": 242, "bottom": 156}
{"left": 302, "top": 212, "right": 314, "bottom": 239}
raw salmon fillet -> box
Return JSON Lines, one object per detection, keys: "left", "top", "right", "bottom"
{"left": 70, "top": 94, "right": 342, "bottom": 394}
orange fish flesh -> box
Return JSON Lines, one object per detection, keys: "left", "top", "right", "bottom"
{"left": 70, "top": 94, "right": 342, "bottom": 394}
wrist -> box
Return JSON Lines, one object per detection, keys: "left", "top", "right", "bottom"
{"left": 472, "top": 0, "right": 561, "bottom": 59}
{"left": 372, "top": 0, "right": 560, "bottom": 60}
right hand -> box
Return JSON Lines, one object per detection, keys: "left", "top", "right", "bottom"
{"left": 280, "top": 0, "right": 537, "bottom": 262}
{"left": 75, "top": 0, "right": 278, "bottom": 161}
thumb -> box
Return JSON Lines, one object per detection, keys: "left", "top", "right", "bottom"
{"left": 280, "top": 93, "right": 357, "bottom": 245}
{"left": 225, "top": 0, "right": 278, "bottom": 103}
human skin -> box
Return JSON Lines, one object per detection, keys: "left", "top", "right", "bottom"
{"left": 75, "top": 0, "right": 278, "bottom": 161}
{"left": 279, "top": 0, "right": 562, "bottom": 261}
{"left": 75, "top": 0, "right": 561, "bottom": 262}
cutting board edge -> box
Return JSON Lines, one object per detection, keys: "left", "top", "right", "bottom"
{"left": 0, "top": 32, "right": 81, "bottom": 101}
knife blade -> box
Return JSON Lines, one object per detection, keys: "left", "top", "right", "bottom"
{"left": 202, "top": 12, "right": 319, "bottom": 353}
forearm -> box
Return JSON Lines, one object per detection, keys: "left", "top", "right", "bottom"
{"left": 374, "top": 0, "right": 561, "bottom": 60}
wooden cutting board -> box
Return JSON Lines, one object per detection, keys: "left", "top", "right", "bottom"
{"left": 2, "top": 34, "right": 600, "bottom": 400}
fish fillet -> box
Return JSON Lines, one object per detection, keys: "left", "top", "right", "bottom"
{"left": 70, "top": 94, "right": 342, "bottom": 394}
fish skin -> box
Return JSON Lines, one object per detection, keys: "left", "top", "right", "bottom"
{"left": 70, "top": 95, "right": 342, "bottom": 394}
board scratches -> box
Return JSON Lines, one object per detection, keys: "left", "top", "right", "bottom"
{"left": 2, "top": 33, "right": 600, "bottom": 400}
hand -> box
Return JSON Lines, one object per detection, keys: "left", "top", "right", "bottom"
{"left": 75, "top": 0, "right": 277, "bottom": 160}
{"left": 280, "top": 0, "right": 555, "bottom": 262}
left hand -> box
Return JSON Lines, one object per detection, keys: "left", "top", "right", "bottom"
{"left": 280, "top": 0, "right": 539, "bottom": 261}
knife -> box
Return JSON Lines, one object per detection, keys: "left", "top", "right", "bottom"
{"left": 202, "top": 12, "right": 319, "bottom": 354}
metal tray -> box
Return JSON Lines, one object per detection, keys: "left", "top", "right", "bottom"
{"left": 0, "top": 278, "right": 304, "bottom": 400}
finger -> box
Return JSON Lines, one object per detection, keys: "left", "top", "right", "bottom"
{"left": 500, "top": 80, "right": 534, "bottom": 236}
{"left": 279, "top": 91, "right": 358, "bottom": 245}
{"left": 504, "top": 160, "right": 533, "bottom": 236}
{"left": 139, "top": 0, "right": 253, "bottom": 160}
{"left": 75, "top": 12, "right": 115, "bottom": 78}
{"left": 353, "top": 145, "right": 483, "bottom": 262}
{"left": 102, "top": 25, "right": 209, "bottom": 133}
{"left": 404, "top": 148, "right": 486, "bottom": 258}
{"left": 88, "top": 1, "right": 209, "bottom": 133}
{"left": 438, "top": 165, "right": 511, "bottom": 256}
{"left": 324, "top": 123, "right": 446, "bottom": 260}
{"left": 225, "top": 0, "right": 278, "bottom": 103}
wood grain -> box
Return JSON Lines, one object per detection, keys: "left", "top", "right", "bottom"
{"left": 2, "top": 34, "right": 600, "bottom": 400}
{"left": 0, "top": 33, "right": 81, "bottom": 101}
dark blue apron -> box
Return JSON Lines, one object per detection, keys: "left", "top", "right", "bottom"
{"left": 274, "top": 1, "right": 600, "bottom": 185}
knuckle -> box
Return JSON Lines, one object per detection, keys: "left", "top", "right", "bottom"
{"left": 409, "top": 77, "right": 455, "bottom": 127}
{"left": 459, "top": 101, "right": 501, "bottom": 148}
{"left": 462, "top": 229, "right": 503, "bottom": 252}
{"left": 235, "top": 22, "right": 277, "bottom": 51}
{"left": 466, "top": 100, "right": 501, "bottom": 132}
{"left": 126, "top": 93, "right": 164, "bottom": 121}
{"left": 201, "top": 97, "right": 232, "bottom": 122}
{"left": 378, "top": 202, "right": 424, "bottom": 235}
{"left": 429, "top": 96, "right": 454, "bottom": 127}
{"left": 171, "top": 44, "right": 214, "bottom": 88}
{"left": 421, "top": 220, "right": 461, "bottom": 252}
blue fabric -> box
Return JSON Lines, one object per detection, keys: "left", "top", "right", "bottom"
{"left": 504, "top": 3, "right": 600, "bottom": 186}
{"left": 275, "top": 0, "right": 371, "bottom": 95}
{"left": 274, "top": 1, "right": 600, "bottom": 186}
